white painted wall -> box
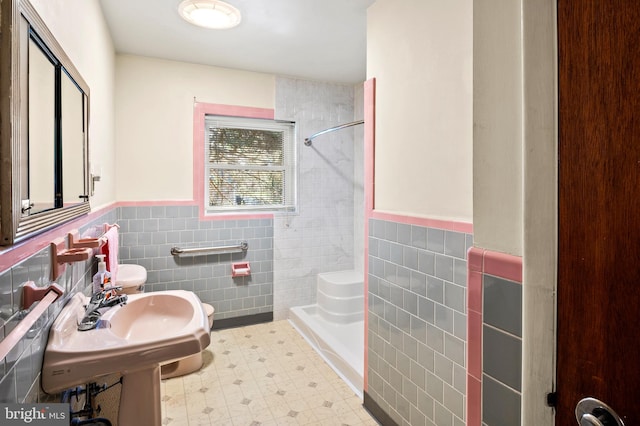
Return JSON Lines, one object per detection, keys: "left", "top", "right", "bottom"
{"left": 114, "top": 55, "right": 275, "bottom": 201}
{"left": 475, "top": 0, "right": 557, "bottom": 424}
{"left": 366, "top": 0, "right": 473, "bottom": 223}
{"left": 30, "top": 0, "right": 116, "bottom": 210}
{"left": 473, "top": 0, "right": 523, "bottom": 256}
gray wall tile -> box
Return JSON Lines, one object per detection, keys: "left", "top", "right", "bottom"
{"left": 483, "top": 374, "right": 521, "bottom": 426}
{"left": 367, "top": 219, "right": 471, "bottom": 426}
{"left": 119, "top": 205, "right": 274, "bottom": 319}
{"left": 444, "top": 231, "right": 466, "bottom": 259}
{"left": 483, "top": 325, "right": 522, "bottom": 391}
{"left": 0, "top": 208, "right": 117, "bottom": 404}
{"left": 483, "top": 274, "right": 522, "bottom": 337}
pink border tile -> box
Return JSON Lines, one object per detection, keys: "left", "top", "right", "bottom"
{"left": 363, "top": 78, "right": 376, "bottom": 392}
{"left": 483, "top": 250, "right": 523, "bottom": 283}
{"left": 116, "top": 200, "right": 194, "bottom": 207}
{"left": 467, "top": 271, "right": 483, "bottom": 314}
{"left": 467, "top": 310, "right": 483, "bottom": 380}
{"left": 370, "top": 211, "right": 473, "bottom": 233}
{"left": 466, "top": 247, "right": 523, "bottom": 426}
{"left": 0, "top": 202, "right": 118, "bottom": 274}
{"left": 467, "top": 376, "right": 482, "bottom": 426}
{"left": 467, "top": 247, "right": 484, "bottom": 273}
{"left": 361, "top": 77, "right": 474, "bottom": 395}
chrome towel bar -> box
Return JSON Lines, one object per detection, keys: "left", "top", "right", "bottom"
{"left": 171, "top": 241, "right": 248, "bottom": 256}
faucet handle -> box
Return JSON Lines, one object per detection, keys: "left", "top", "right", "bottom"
{"left": 100, "top": 285, "right": 123, "bottom": 301}
{"left": 102, "top": 285, "right": 122, "bottom": 291}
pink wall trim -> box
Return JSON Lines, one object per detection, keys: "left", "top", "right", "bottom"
{"left": 467, "top": 376, "right": 482, "bottom": 426}
{"left": 0, "top": 202, "right": 118, "bottom": 274}
{"left": 0, "top": 194, "right": 275, "bottom": 275}
{"left": 192, "top": 102, "right": 275, "bottom": 222}
{"left": 115, "top": 201, "right": 272, "bottom": 221}
{"left": 483, "top": 250, "right": 523, "bottom": 283}
{"left": 370, "top": 210, "right": 473, "bottom": 233}
{"left": 363, "top": 78, "right": 376, "bottom": 392}
{"left": 466, "top": 247, "right": 523, "bottom": 426}
{"left": 362, "top": 77, "right": 474, "bottom": 394}
{"left": 115, "top": 200, "right": 194, "bottom": 207}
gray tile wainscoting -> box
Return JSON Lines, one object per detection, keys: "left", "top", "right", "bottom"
{"left": 0, "top": 209, "right": 117, "bottom": 404}
{"left": 117, "top": 205, "right": 274, "bottom": 321}
{"left": 482, "top": 274, "right": 522, "bottom": 426}
{"left": 367, "top": 218, "right": 473, "bottom": 426}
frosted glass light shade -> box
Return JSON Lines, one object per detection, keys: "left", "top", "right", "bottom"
{"left": 178, "top": 0, "right": 241, "bottom": 29}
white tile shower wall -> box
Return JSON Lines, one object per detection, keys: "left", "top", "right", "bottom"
{"left": 367, "top": 218, "right": 472, "bottom": 426}
{"left": 273, "top": 77, "right": 363, "bottom": 320}
{"left": 117, "top": 206, "right": 274, "bottom": 321}
{"left": 0, "top": 209, "right": 118, "bottom": 404}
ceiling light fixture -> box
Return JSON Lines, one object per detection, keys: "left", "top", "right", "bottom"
{"left": 178, "top": 0, "right": 241, "bottom": 30}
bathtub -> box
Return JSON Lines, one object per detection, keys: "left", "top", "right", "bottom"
{"left": 289, "top": 270, "right": 364, "bottom": 396}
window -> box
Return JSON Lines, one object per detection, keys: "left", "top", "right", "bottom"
{"left": 204, "top": 115, "right": 296, "bottom": 212}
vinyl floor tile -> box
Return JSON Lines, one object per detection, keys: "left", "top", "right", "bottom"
{"left": 161, "top": 320, "right": 378, "bottom": 426}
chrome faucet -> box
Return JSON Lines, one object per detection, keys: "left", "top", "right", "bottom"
{"left": 78, "top": 286, "right": 127, "bottom": 331}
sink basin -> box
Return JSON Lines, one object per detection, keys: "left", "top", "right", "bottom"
{"left": 107, "top": 292, "right": 195, "bottom": 340}
{"left": 42, "top": 290, "right": 210, "bottom": 425}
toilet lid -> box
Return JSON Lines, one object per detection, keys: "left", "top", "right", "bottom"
{"left": 116, "top": 264, "right": 147, "bottom": 288}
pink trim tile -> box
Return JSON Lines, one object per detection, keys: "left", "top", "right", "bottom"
{"left": 0, "top": 202, "right": 119, "bottom": 274}
{"left": 467, "top": 271, "right": 483, "bottom": 314}
{"left": 364, "top": 78, "right": 376, "bottom": 214}
{"left": 467, "top": 375, "right": 482, "bottom": 426}
{"left": 115, "top": 200, "right": 194, "bottom": 207}
{"left": 467, "top": 247, "right": 484, "bottom": 273}
{"left": 363, "top": 78, "right": 376, "bottom": 391}
{"left": 484, "top": 250, "right": 523, "bottom": 283}
{"left": 467, "top": 309, "right": 483, "bottom": 381}
{"left": 370, "top": 211, "right": 473, "bottom": 233}
{"left": 115, "top": 201, "right": 272, "bottom": 221}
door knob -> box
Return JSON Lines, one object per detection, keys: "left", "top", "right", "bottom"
{"left": 575, "top": 398, "right": 625, "bottom": 426}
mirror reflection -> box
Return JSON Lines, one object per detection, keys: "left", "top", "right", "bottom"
{"left": 19, "top": 29, "right": 89, "bottom": 218}
{"left": 27, "top": 37, "right": 56, "bottom": 215}
{"left": 61, "top": 71, "right": 87, "bottom": 207}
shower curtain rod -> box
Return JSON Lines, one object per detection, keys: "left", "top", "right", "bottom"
{"left": 303, "top": 120, "right": 364, "bottom": 146}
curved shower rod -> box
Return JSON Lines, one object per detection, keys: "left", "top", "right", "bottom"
{"left": 304, "top": 120, "right": 364, "bottom": 146}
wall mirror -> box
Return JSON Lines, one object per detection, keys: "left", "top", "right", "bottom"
{"left": 0, "top": 0, "right": 90, "bottom": 245}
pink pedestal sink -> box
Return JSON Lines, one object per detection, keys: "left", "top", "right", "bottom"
{"left": 42, "top": 290, "right": 211, "bottom": 425}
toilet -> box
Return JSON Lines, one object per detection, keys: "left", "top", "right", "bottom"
{"left": 116, "top": 264, "right": 214, "bottom": 379}
{"left": 116, "top": 264, "right": 147, "bottom": 294}
{"left": 160, "top": 303, "right": 214, "bottom": 379}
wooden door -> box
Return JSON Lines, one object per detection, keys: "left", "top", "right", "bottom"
{"left": 557, "top": 0, "right": 640, "bottom": 424}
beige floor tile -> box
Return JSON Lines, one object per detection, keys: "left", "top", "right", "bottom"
{"left": 159, "top": 320, "right": 377, "bottom": 426}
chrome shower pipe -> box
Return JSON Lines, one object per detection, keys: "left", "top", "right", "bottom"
{"left": 303, "top": 120, "right": 364, "bottom": 146}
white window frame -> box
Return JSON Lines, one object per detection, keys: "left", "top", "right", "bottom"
{"left": 204, "top": 115, "right": 297, "bottom": 213}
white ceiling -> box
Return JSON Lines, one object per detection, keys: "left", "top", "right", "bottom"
{"left": 98, "top": 0, "right": 374, "bottom": 84}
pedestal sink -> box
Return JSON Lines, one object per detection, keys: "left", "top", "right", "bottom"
{"left": 42, "top": 290, "right": 211, "bottom": 425}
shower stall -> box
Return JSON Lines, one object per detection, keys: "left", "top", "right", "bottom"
{"left": 289, "top": 270, "right": 364, "bottom": 394}
{"left": 275, "top": 77, "right": 365, "bottom": 395}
